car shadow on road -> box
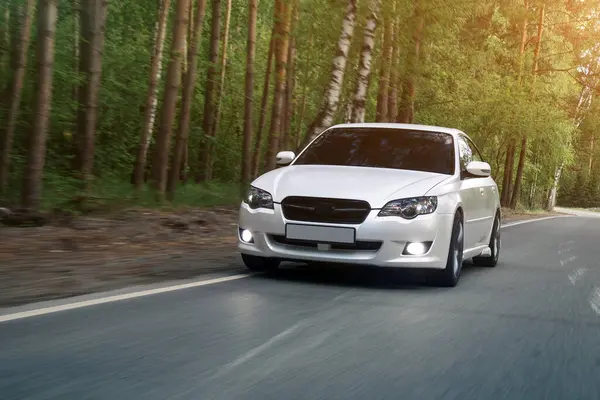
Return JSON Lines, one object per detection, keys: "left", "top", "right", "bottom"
{"left": 251, "top": 261, "right": 480, "bottom": 291}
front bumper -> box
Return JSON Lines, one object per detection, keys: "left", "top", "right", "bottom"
{"left": 237, "top": 203, "right": 454, "bottom": 270}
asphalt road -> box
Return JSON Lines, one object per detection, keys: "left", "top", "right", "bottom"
{"left": 2, "top": 215, "right": 600, "bottom": 399}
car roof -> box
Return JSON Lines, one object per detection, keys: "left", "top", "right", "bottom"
{"left": 328, "top": 123, "right": 466, "bottom": 138}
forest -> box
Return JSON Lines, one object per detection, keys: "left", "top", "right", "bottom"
{"left": 1, "top": 0, "right": 599, "bottom": 213}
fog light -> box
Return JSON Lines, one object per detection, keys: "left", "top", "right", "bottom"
{"left": 240, "top": 229, "right": 254, "bottom": 243}
{"left": 404, "top": 242, "right": 431, "bottom": 256}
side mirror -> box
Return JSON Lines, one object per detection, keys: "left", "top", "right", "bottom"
{"left": 466, "top": 161, "right": 491, "bottom": 178}
{"left": 276, "top": 151, "right": 295, "bottom": 166}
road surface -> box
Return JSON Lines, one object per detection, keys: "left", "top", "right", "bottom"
{"left": 1, "top": 215, "right": 600, "bottom": 399}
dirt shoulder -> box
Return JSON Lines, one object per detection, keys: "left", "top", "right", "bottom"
{"left": 0, "top": 206, "right": 561, "bottom": 308}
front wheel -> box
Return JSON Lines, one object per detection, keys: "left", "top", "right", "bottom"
{"left": 241, "top": 253, "right": 280, "bottom": 272}
{"left": 473, "top": 213, "right": 501, "bottom": 268}
{"left": 431, "top": 212, "right": 464, "bottom": 288}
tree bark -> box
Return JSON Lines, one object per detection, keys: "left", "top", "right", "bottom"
{"left": 375, "top": 4, "right": 393, "bottom": 122}
{"left": 241, "top": 0, "right": 258, "bottom": 189}
{"left": 150, "top": 0, "right": 190, "bottom": 195}
{"left": 281, "top": 0, "right": 299, "bottom": 151}
{"left": 210, "top": 0, "right": 233, "bottom": 148}
{"left": 304, "top": 0, "right": 357, "bottom": 145}
{"left": 263, "top": 0, "right": 292, "bottom": 172}
{"left": 509, "top": 136, "right": 527, "bottom": 209}
{"left": 388, "top": 16, "right": 399, "bottom": 122}
{"left": 196, "top": 0, "right": 221, "bottom": 182}
{"left": 75, "top": 0, "right": 109, "bottom": 185}
{"left": 350, "top": 0, "right": 379, "bottom": 123}
{"left": 295, "top": 21, "right": 314, "bottom": 149}
{"left": 166, "top": 0, "right": 208, "bottom": 199}
{"left": 500, "top": 143, "right": 514, "bottom": 207}
{"left": 397, "top": 7, "right": 423, "bottom": 124}
{"left": 250, "top": 27, "right": 274, "bottom": 177}
{"left": 517, "top": 0, "right": 529, "bottom": 86}
{"left": 21, "top": 0, "right": 57, "bottom": 209}
{"left": 132, "top": 0, "right": 172, "bottom": 188}
{"left": 0, "top": 0, "right": 35, "bottom": 193}
{"left": 0, "top": 5, "right": 9, "bottom": 71}
{"left": 546, "top": 163, "right": 563, "bottom": 211}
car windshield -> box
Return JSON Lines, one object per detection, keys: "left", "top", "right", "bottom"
{"left": 293, "top": 127, "right": 456, "bottom": 175}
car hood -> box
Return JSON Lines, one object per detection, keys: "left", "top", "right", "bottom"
{"left": 252, "top": 165, "right": 451, "bottom": 208}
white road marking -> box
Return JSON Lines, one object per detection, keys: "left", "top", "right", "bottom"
{"left": 589, "top": 288, "right": 600, "bottom": 315}
{"left": 568, "top": 268, "right": 587, "bottom": 285}
{"left": 560, "top": 255, "right": 578, "bottom": 266}
{"left": 501, "top": 216, "right": 567, "bottom": 228}
{"left": 0, "top": 274, "right": 252, "bottom": 323}
{"left": 211, "top": 323, "right": 301, "bottom": 379}
{"left": 558, "top": 247, "right": 572, "bottom": 255}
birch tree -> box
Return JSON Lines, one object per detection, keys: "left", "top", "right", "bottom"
{"left": 132, "top": 0, "right": 172, "bottom": 189}
{"left": 304, "top": 0, "right": 358, "bottom": 144}
{"left": 351, "top": 0, "right": 379, "bottom": 123}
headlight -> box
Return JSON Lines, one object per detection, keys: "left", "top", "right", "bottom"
{"left": 378, "top": 197, "right": 438, "bottom": 219}
{"left": 244, "top": 186, "right": 274, "bottom": 210}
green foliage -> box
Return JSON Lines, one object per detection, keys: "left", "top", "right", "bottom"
{"left": 1, "top": 0, "right": 599, "bottom": 210}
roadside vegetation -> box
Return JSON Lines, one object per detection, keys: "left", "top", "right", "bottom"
{"left": 0, "top": 0, "right": 599, "bottom": 216}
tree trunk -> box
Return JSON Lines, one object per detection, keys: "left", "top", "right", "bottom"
{"left": 510, "top": 1, "right": 541, "bottom": 209}
{"left": 531, "top": 3, "right": 544, "bottom": 82}
{"left": 509, "top": 136, "right": 527, "bottom": 209}
{"left": 281, "top": 0, "right": 299, "bottom": 150}
{"left": 196, "top": 0, "right": 221, "bottom": 182}
{"left": 150, "top": 0, "right": 190, "bottom": 195}
{"left": 75, "top": 0, "right": 109, "bottom": 185}
{"left": 397, "top": 8, "right": 423, "bottom": 124}
{"left": 295, "top": 21, "right": 313, "bottom": 149}
{"left": 546, "top": 163, "right": 563, "bottom": 211}
{"left": 241, "top": 0, "right": 258, "bottom": 189}
{"left": 132, "top": 0, "right": 172, "bottom": 188}
{"left": 304, "top": 0, "right": 357, "bottom": 145}
{"left": 350, "top": 0, "right": 379, "bottom": 123}
{"left": 516, "top": 0, "right": 529, "bottom": 86}
{"left": 388, "top": 16, "right": 400, "bottom": 122}
{"left": 166, "top": 0, "right": 208, "bottom": 199}
{"left": 375, "top": 4, "right": 393, "bottom": 122}
{"left": 0, "top": 0, "right": 35, "bottom": 194}
{"left": 210, "top": 0, "right": 232, "bottom": 148}
{"left": 263, "top": 0, "right": 292, "bottom": 172}
{"left": 72, "top": 0, "right": 80, "bottom": 102}
{"left": 0, "top": 5, "right": 9, "bottom": 71}
{"left": 21, "top": 0, "right": 57, "bottom": 209}
{"left": 250, "top": 27, "right": 274, "bottom": 177}
{"left": 500, "top": 143, "right": 514, "bottom": 207}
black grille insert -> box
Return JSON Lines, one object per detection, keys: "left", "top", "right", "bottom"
{"left": 281, "top": 196, "right": 371, "bottom": 224}
{"left": 270, "top": 235, "right": 382, "bottom": 251}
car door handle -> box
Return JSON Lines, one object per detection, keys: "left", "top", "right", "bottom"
{"left": 479, "top": 188, "right": 485, "bottom": 196}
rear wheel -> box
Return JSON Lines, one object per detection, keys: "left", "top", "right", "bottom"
{"left": 241, "top": 253, "right": 280, "bottom": 272}
{"left": 473, "top": 213, "right": 501, "bottom": 267}
{"left": 431, "top": 212, "right": 464, "bottom": 287}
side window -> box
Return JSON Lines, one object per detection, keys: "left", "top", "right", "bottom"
{"left": 457, "top": 136, "right": 473, "bottom": 171}
{"left": 465, "top": 137, "right": 484, "bottom": 163}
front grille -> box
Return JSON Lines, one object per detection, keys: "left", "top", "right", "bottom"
{"left": 281, "top": 196, "right": 371, "bottom": 224}
{"left": 270, "top": 235, "right": 382, "bottom": 251}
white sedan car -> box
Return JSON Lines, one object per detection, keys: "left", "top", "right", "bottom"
{"left": 238, "top": 123, "right": 501, "bottom": 287}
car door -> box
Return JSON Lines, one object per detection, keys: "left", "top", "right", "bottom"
{"left": 464, "top": 136, "right": 498, "bottom": 238}
{"left": 456, "top": 135, "right": 489, "bottom": 249}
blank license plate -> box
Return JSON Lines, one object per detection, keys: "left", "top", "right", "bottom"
{"left": 285, "top": 224, "right": 356, "bottom": 244}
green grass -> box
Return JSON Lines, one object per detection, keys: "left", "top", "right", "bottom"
{"left": 2, "top": 173, "right": 243, "bottom": 213}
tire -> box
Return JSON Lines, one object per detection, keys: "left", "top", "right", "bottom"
{"left": 431, "top": 212, "right": 464, "bottom": 288}
{"left": 473, "top": 213, "right": 501, "bottom": 268}
{"left": 241, "top": 253, "right": 280, "bottom": 272}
